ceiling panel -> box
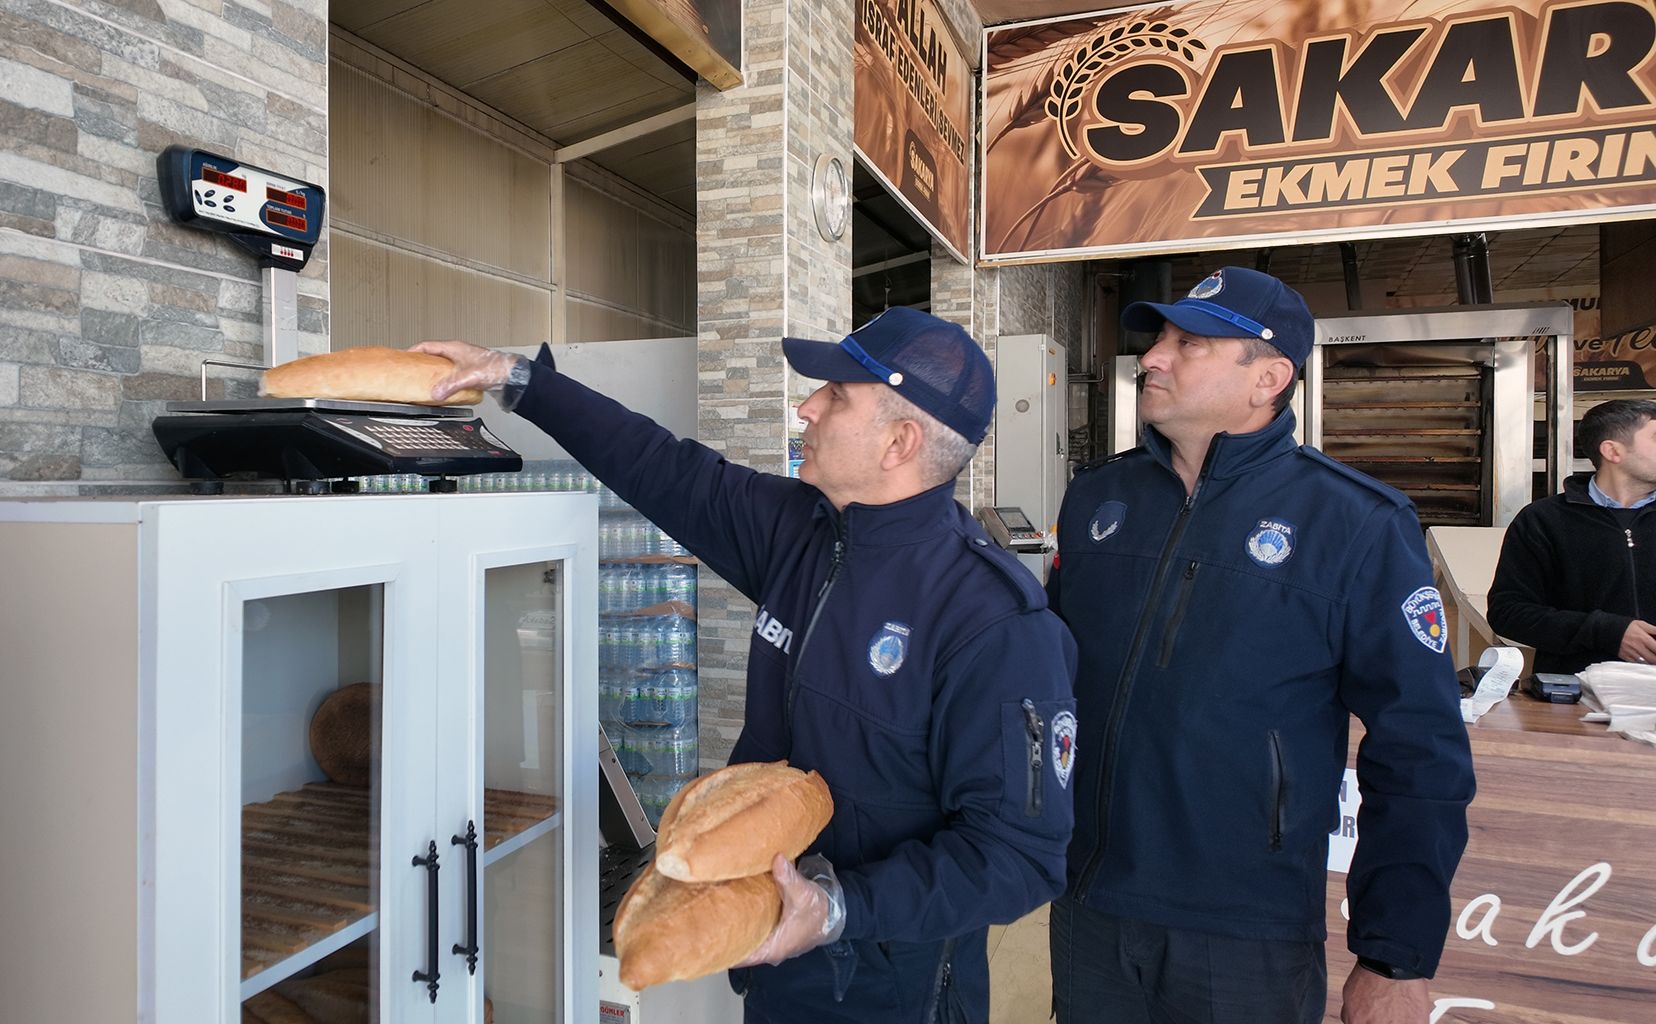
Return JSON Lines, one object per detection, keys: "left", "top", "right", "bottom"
{"left": 589, "top": 120, "right": 696, "bottom": 211}
{"left": 334, "top": 0, "right": 692, "bottom": 147}
{"left": 345, "top": 0, "right": 587, "bottom": 90}
{"left": 332, "top": 0, "right": 696, "bottom": 208}
{"left": 330, "top": 0, "right": 429, "bottom": 33}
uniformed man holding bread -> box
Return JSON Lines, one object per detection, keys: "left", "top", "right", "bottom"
{"left": 415, "top": 308, "right": 1077, "bottom": 1023}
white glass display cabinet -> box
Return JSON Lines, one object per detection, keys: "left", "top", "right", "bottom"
{"left": 0, "top": 493, "right": 598, "bottom": 1023}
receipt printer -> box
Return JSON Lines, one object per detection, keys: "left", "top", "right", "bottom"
{"left": 1525, "top": 672, "right": 1582, "bottom": 704}
{"left": 981, "top": 506, "right": 1045, "bottom": 553}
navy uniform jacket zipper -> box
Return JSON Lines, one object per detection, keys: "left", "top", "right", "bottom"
{"left": 785, "top": 532, "right": 846, "bottom": 734}
{"left": 1021, "top": 699, "right": 1044, "bottom": 818}
{"left": 1075, "top": 446, "right": 1215, "bottom": 899}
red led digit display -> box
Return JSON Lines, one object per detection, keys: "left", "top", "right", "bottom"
{"left": 266, "top": 186, "right": 308, "bottom": 210}
{"left": 202, "top": 166, "right": 247, "bottom": 192}
{"left": 265, "top": 210, "right": 308, "bottom": 231}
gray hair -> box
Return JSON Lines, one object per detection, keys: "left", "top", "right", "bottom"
{"left": 875, "top": 386, "right": 978, "bottom": 487}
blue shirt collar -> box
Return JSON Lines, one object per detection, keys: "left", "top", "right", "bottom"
{"left": 1587, "top": 475, "right": 1656, "bottom": 509}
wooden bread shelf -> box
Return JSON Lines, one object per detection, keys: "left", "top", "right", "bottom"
{"left": 240, "top": 782, "right": 561, "bottom": 985}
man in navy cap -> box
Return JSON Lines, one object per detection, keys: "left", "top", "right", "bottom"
{"left": 417, "top": 309, "right": 1077, "bottom": 1023}
{"left": 1045, "top": 267, "right": 1474, "bottom": 1024}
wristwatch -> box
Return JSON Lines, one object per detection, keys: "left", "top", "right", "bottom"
{"left": 1356, "top": 956, "right": 1423, "bottom": 981}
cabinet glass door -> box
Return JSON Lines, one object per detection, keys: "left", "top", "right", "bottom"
{"left": 434, "top": 492, "right": 597, "bottom": 1024}
{"left": 479, "top": 561, "right": 566, "bottom": 1023}
{"left": 240, "top": 584, "right": 385, "bottom": 1020}
{"left": 148, "top": 498, "right": 439, "bottom": 1023}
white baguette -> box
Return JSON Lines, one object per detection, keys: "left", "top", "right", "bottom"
{"left": 654, "top": 761, "right": 834, "bottom": 883}
{"left": 613, "top": 863, "right": 781, "bottom": 990}
{"left": 260, "top": 347, "right": 483, "bottom": 406}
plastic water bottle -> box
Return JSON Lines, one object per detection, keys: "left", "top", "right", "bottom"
{"left": 618, "top": 565, "right": 644, "bottom": 612}
{"left": 655, "top": 668, "right": 696, "bottom": 727}
{"left": 661, "top": 722, "right": 698, "bottom": 777}
{"left": 660, "top": 615, "right": 695, "bottom": 666}
{"left": 663, "top": 563, "right": 696, "bottom": 606}
{"left": 622, "top": 619, "right": 647, "bottom": 671}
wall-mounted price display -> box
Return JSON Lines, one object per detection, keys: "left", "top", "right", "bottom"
{"left": 157, "top": 145, "right": 326, "bottom": 272}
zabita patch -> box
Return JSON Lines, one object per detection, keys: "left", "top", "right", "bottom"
{"left": 868, "top": 621, "right": 910, "bottom": 676}
{"left": 1245, "top": 518, "right": 1295, "bottom": 567}
{"left": 1050, "top": 711, "right": 1077, "bottom": 789}
{"left": 1401, "top": 586, "right": 1448, "bottom": 654}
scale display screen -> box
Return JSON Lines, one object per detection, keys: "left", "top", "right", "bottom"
{"left": 158, "top": 145, "right": 325, "bottom": 271}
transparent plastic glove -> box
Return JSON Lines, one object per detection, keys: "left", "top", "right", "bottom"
{"left": 409, "top": 340, "right": 524, "bottom": 403}
{"left": 735, "top": 853, "right": 847, "bottom": 968}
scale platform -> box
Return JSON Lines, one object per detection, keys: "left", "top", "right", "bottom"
{"left": 153, "top": 397, "right": 522, "bottom": 490}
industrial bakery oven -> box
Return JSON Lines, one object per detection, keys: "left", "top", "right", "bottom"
{"left": 0, "top": 492, "right": 598, "bottom": 1023}
{"left": 1305, "top": 303, "right": 1573, "bottom": 527}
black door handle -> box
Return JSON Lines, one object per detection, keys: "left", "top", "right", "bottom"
{"left": 452, "top": 821, "right": 480, "bottom": 974}
{"left": 412, "top": 840, "right": 441, "bottom": 1002}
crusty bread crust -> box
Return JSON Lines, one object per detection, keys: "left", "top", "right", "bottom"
{"left": 259, "top": 347, "right": 483, "bottom": 406}
{"left": 613, "top": 863, "right": 781, "bottom": 990}
{"left": 653, "top": 761, "right": 834, "bottom": 883}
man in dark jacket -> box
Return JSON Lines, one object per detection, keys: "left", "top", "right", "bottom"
{"left": 1047, "top": 267, "right": 1474, "bottom": 1024}
{"left": 1488, "top": 398, "right": 1656, "bottom": 673}
{"left": 415, "top": 308, "right": 1078, "bottom": 1024}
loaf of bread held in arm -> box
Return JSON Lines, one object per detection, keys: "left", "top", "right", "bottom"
{"left": 613, "top": 864, "right": 782, "bottom": 990}
{"left": 259, "top": 347, "right": 484, "bottom": 406}
{"left": 653, "top": 760, "right": 834, "bottom": 883}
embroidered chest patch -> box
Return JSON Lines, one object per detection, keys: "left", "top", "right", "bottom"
{"left": 1089, "top": 501, "right": 1127, "bottom": 544}
{"left": 1245, "top": 518, "right": 1296, "bottom": 567}
{"left": 1051, "top": 711, "right": 1077, "bottom": 789}
{"left": 1401, "top": 586, "right": 1448, "bottom": 654}
{"left": 869, "top": 621, "right": 911, "bottom": 676}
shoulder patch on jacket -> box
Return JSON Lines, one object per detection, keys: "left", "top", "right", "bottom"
{"left": 964, "top": 534, "right": 1047, "bottom": 612}
{"left": 1296, "top": 446, "right": 1412, "bottom": 507}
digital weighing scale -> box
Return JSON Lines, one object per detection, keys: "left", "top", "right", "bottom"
{"left": 149, "top": 147, "right": 523, "bottom": 493}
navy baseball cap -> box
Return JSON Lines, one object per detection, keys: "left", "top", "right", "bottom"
{"left": 782, "top": 307, "right": 995, "bottom": 444}
{"left": 1122, "top": 266, "right": 1314, "bottom": 368}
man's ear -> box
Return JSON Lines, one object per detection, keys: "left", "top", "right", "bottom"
{"left": 1250, "top": 356, "right": 1294, "bottom": 409}
{"left": 883, "top": 418, "right": 925, "bottom": 470}
{"left": 1601, "top": 437, "right": 1624, "bottom": 465}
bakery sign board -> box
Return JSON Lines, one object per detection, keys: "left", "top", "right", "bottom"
{"left": 982, "top": 0, "right": 1656, "bottom": 263}
{"left": 855, "top": 0, "right": 972, "bottom": 263}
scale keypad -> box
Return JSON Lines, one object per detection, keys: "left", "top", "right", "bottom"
{"left": 333, "top": 417, "right": 507, "bottom": 455}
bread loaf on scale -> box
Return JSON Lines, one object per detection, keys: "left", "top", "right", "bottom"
{"left": 613, "top": 761, "right": 833, "bottom": 990}
{"left": 260, "top": 347, "right": 483, "bottom": 406}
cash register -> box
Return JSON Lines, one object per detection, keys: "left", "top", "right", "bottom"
{"left": 980, "top": 506, "right": 1046, "bottom": 553}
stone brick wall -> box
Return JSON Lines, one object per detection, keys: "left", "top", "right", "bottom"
{"left": 0, "top": 0, "right": 329, "bottom": 495}
{"left": 693, "top": 0, "right": 855, "bottom": 769}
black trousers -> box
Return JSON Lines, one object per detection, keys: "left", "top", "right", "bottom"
{"left": 1049, "top": 896, "right": 1326, "bottom": 1024}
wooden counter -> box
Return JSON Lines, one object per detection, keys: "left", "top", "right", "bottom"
{"left": 1323, "top": 697, "right": 1656, "bottom": 1021}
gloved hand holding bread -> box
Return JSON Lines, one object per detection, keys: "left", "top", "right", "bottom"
{"left": 613, "top": 761, "right": 835, "bottom": 990}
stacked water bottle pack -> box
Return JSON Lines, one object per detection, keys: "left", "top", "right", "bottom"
{"left": 592, "top": 476, "right": 699, "bottom": 827}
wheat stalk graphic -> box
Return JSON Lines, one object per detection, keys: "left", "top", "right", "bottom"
{"left": 1046, "top": 21, "right": 1207, "bottom": 159}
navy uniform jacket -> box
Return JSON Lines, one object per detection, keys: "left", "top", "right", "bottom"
{"left": 513, "top": 347, "right": 1078, "bottom": 1022}
{"left": 1048, "top": 409, "right": 1473, "bottom": 978}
